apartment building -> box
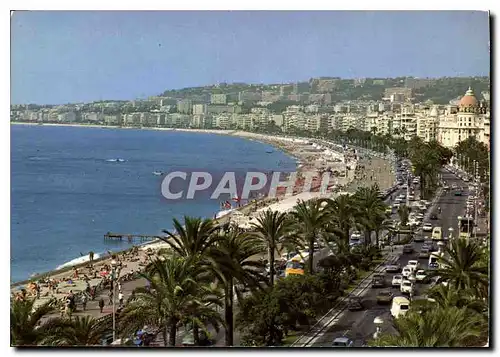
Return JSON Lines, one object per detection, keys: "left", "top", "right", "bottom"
{"left": 210, "top": 94, "right": 227, "bottom": 105}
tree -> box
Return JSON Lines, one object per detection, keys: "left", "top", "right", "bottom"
{"left": 39, "top": 315, "right": 112, "bottom": 346}
{"left": 207, "top": 227, "right": 265, "bottom": 346}
{"left": 397, "top": 205, "right": 410, "bottom": 227}
{"left": 290, "top": 199, "right": 329, "bottom": 274}
{"left": 160, "top": 216, "right": 219, "bottom": 259}
{"left": 369, "top": 307, "right": 486, "bottom": 347}
{"left": 353, "top": 185, "right": 386, "bottom": 247}
{"left": 10, "top": 298, "right": 59, "bottom": 346}
{"left": 119, "top": 256, "right": 221, "bottom": 346}
{"left": 433, "top": 238, "right": 488, "bottom": 292}
{"left": 250, "top": 210, "right": 293, "bottom": 287}
{"left": 323, "top": 194, "right": 357, "bottom": 249}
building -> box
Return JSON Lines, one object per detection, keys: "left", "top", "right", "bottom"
{"left": 280, "top": 85, "right": 293, "bottom": 97}
{"left": 437, "top": 88, "right": 490, "bottom": 149}
{"left": 177, "top": 99, "right": 193, "bottom": 114}
{"left": 210, "top": 94, "right": 227, "bottom": 105}
{"left": 384, "top": 87, "right": 413, "bottom": 102}
{"left": 193, "top": 104, "right": 208, "bottom": 116}
{"left": 238, "top": 91, "right": 261, "bottom": 103}
{"left": 207, "top": 104, "right": 242, "bottom": 115}
{"left": 293, "top": 82, "right": 310, "bottom": 94}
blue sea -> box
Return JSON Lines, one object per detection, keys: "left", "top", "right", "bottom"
{"left": 10, "top": 125, "right": 296, "bottom": 282}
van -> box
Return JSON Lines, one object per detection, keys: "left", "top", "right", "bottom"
{"left": 391, "top": 296, "right": 410, "bottom": 318}
{"left": 432, "top": 227, "right": 442, "bottom": 240}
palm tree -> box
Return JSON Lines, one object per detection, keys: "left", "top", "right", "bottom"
{"left": 290, "top": 199, "right": 329, "bottom": 274}
{"left": 370, "top": 307, "right": 486, "bottom": 347}
{"left": 372, "top": 212, "right": 393, "bottom": 248}
{"left": 250, "top": 209, "right": 293, "bottom": 287}
{"left": 119, "top": 256, "right": 221, "bottom": 346}
{"left": 434, "top": 238, "right": 488, "bottom": 292}
{"left": 323, "top": 194, "right": 357, "bottom": 248}
{"left": 397, "top": 205, "right": 410, "bottom": 227}
{"left": 160, "top": 216, "right": 219, "bottom": 258}
{"left": 207, "top": 226, "right": 265, "bottom": 346}
{"left": 353, "top": 185, "right": 386, "bottom": 247}
{"left": 39, "top": 315, "right": 112, "bottom": 346}
{"left": 10, "top": 298, "right": 58, "bottom": 346}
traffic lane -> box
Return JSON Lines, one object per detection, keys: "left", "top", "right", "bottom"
{"left": 431, "top": 172, "right": 469, "bottom": 237}
{"left": 312, "top": 238, "right": 433, "bottom": 346}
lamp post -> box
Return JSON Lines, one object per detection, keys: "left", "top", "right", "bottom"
{"left": 408, "top": 274, "right": 416, "bottom": 302}
{"left": 448, "top": 227, "right": 454, "bottom": 241}
{"left": 111, "top": 259, "right": 117, "bottom": 342}
{"left": 373, "top": 316, "right": 384, "bottom": 339}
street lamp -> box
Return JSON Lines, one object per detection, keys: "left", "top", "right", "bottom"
{"left": 408, "top": 274, "right": 416, "bottom": 302}
{"left": 111, "top": 259, "right": 117, "bottom": 342}
{"left": 373, "top": 316, "right": 384, "bottom": 339}
{"left": 448, "top": 227, "right": 454, "bottom": 241}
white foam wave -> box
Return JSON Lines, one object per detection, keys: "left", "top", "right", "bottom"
{"left": 56, "top": 253, "right": 101, "bottom": 270}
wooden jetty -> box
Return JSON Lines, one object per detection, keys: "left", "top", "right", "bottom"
{"left": 104, "top": 232, "right": 163, "bottom": 243}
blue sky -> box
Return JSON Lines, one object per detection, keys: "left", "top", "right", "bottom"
{"left": 11, "top": 11, "right": 490, "bottom": 104}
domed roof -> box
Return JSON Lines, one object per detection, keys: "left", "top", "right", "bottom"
{"left": 459, "top": 87, "right": 478, "bottom": 107}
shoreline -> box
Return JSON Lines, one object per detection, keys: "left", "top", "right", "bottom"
{"left": 11, "top": 123, "right": 392, "bottom": 288}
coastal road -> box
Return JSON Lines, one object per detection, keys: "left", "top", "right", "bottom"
{"left": 310, "top": 170, "right": 469, "bottom": 347}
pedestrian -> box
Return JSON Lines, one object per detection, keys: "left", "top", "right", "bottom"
{"left": 81, "top": 294, "right": 87, "bottom": 311}
{"left": 108, "top": 290, "right": 114, "bottom": 305}
{"left": 99, "top": 298, "right": 105, "bottom": 313}
{"left": 118, "top": 292, "right": 124, "bottom": 307}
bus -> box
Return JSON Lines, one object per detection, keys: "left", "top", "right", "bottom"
{"left": 458, "top": 216, "right": 475, "bottom": 239}
{"left": 285, "top": 254, "right": 307, "bottom": 277}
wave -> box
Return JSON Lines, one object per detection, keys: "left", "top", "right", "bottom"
{"left": 105, "top": 158, "right": 126, "bottom": 162}
{"left": 28, "top": 156, "right": 50, "bottom": 161}
{"left": 56, "top": 252, "right": 101, "bottom": 270}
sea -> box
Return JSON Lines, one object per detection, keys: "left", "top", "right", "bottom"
{"left": 10, "top": 125, "right": 297, "bottom": 283}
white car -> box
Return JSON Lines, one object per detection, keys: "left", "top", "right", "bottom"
{"left": 415, "top": 270, "right": 427, "bottom": 282}
{"left": 399, "top": 194, "right": 406, "bottom": 200}
{"left": 393, "top": 202, "right": 401, "bottom": 209}
{"left": 408, "top": 194, "right": 415, "bottom": 201}
{"left": 392, "top": 275, "right": 403, "bottom": 287}
{"left": 408, "top": 260, "right": 419, "bottom": 271}
{"left": 400, "top": 280, "right": 414, "bottom": 294}
{"left": 402, "top": 267, "right": 412, "bottom": 278}
{"left": 422, "top": 223, "right": 433, "bottom": 232}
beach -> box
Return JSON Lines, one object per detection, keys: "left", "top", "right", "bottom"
{"left": 11, "top": 126, "right": 396, "bottom": 314}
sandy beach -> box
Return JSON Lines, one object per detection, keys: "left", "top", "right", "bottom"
{"left": 11, "top": 126, "right": 396, "bottom": 314}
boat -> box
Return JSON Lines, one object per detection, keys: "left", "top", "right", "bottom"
{"left": 152, "top": 171, "right": 163, "bottom": 176}
{"left": 266, "top": 149, "right": 274, "bottom": 154}
{"left": 106, "top": 158, "right": 126, "bottom": 162}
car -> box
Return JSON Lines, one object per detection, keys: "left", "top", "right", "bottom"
{"left": 332, "top": 337, "right": 353, "bottom": 347}
{"left": 371, "top": 274, "right": 386, "bottom": 288}
{"left": 402, "top": 266, "right": 412, "bottom": 278}
{"left": 413, "top": 234, "right": 425, "bottom": 243}
{"left": 418, "top": 248, "right": 430, "bottom": 259}
{"left": 385, "top": 262, "right": 401, "bottom": 273}
{"left": 454, "top": 190, "right": 462, "bottom": 196}
{"left": 403, "top": 244, "right": 414, "bottom": 254}
{"left": 443, "top": 184, "right": 450, "bottom": 190}
{"left": 408, "top": 260, "right": 419, "bottom": 271}
{"left": 408, "top": 194, "right": 415, "bottom": 201}
{"left": 376, "top": 289, "right": 394, "bottom": 304}
{"left": 347, "top": 297, "right": 364, "bottom": 311}
{"left": 400, "top": 280, "right": 414, "bottom": 294}
{"left": 430, "top": 212, "right": 438, "bottom": 220}
{"left": 392, "top": 274, "right": 403, "bottom": 287}
{"left": 423, "top": 240, "right": 434, "bottom": 249}
{"left": 422, "top": 223, "right": 433, "bottom": 232}
{"left": 392, "top": 202, "right": 401, "bottom": 209}
{"left": 415, "top": 270, "right": 429, "bottom": 283}
{"left": 399, "top": 193, "right": 406, "bottom": 200}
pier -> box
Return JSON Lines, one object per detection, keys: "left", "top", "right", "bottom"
{"left": 104, "top": 232, "right": 163, "bottom": 243}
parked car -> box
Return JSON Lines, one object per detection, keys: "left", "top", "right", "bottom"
{"left": 372, "top": 274, "right": 386, "bottom": 288}
{"left": 332, "top": 337, "right": 354, "bottom": 347}
{"left": 403, "top": 244, "right": 414, "bottom": 254}
{"left": 392, "top": 274, "right": 403, "bottom": 287}
{"left": 422, "top": 223, "right": 433, "bottom": 232}
{"left": 400, "top": 280, "right": 414, "bottom": 294}
{"left": 418, "top": 248, "right": 430, "bottom": 259}
{"left": 376, "top": 290, "right": 394, "bottom": 304}
{"left": 347, "top": 297, "right": 364, "bottom": 311}
{"left": 415, "top": 270, "right": 429, "bottom": 283}
{"left": 385, "top": 262, "right": 401, "bottom": 273}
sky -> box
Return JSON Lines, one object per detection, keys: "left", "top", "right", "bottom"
{"left": 11, "top": 11, "right": 490, "bottom": 105}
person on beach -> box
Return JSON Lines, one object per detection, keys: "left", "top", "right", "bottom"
{"left": 81, "top": 294, "right": 87, "bottom": 311}
{"left": 99, "top": 298, "right": 105, "bottom": 313}
{"left": 89, "top": 251, "right": 94, "bottom": 263}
